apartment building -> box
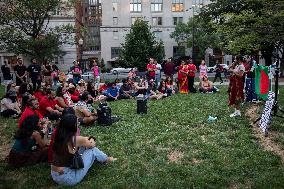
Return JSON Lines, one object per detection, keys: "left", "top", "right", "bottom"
{"left": 100, "top": 0, "right": 210, "bottom": 66}
{"left": 49, "top": 1, "right": 77, "bottom": 71}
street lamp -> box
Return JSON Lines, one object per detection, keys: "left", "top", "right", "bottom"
{"left": 78, "top": 38, "right": 84, "bottom": 71}
{"left": 191, "top": 4, "right": 196, "bottom": 64}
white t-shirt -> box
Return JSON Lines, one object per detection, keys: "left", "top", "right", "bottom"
{"left": 0, "top": 98, "right": 18, "bottom": 112}
{"left": 155, "top": 63, "right": 162, "bottom": 76}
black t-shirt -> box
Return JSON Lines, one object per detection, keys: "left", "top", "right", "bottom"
{"left": 14, "top": 64, "right": 27, "bottom": 77}
{"left": 27, "top": 64, "right": 41, "bottom": 80}
{"left": 119, "top": 84, "right": 131, "bottom": 95}
{"left": 1, "top": 65, "right": 11, "bottom": 79}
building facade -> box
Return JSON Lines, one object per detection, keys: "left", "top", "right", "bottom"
{"left": 75, "top": 0, "right": 102, "bottom": 66}
{"left": 100, "top": 0, "right": 210, "bottom": 66}
{"left": 49, "top": 1, "right": 77, "bottom": 71}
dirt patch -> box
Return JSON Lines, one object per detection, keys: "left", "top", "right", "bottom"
{"left": 167, "top": 150, "right": 184, "bottom": 163}
{"left": 228, "top": 180, "right": 252, "bottom": 189}
{"left": 0, "top": 143, "right": 11, "bottom": 161}
{"left": 0, "top": 122, "right": 12, "bottom": 161}
{"left": 245, "top": 105, "right": 284, "bottom": 162}
{"left": 191, "top": 158, "right": 203, "bottom": 164}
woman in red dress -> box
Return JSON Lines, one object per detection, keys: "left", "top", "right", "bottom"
{"left": 228, "top": 57, "right": 245, "bottom": 117}
{"left": 178, "top": 61, "right": 189, "bottom": 94}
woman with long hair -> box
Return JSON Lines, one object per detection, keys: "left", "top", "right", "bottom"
{"left": 8, "top": 115, "right": 48, "bottom": 167}
{"left": 228, "top": 56, "right": 245, "bottom": 117}
{"left": 177, "top": 61, "right": 189, "bottom": 94}
{"left": 55, "top": 85, "right": 70, "bottom": 108}
{"left": 51, "top": 114, "right": 116, "bottom": 186}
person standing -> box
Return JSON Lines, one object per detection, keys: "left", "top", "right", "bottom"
{"left": 27, "top": 58, "right": 42, "bottom": 91}
{"left": 154, "top": 60, "right": 162, "bottom": 86}
{"left": 146, "top": 58, "right": 156, "bottom": 81}
{"left": 177, "top": 61, "right": 189, "bottom": 94}
{"left": 14, "top": 58, "right": 27, "bottom": 86}
{"left": 70, "top": 61, "right": 82, "bottom": 84}
{"left": 42, "top": 61, "right": 52, "bottom": 86}
{"left": 163, "top": 59, "right": 176, "bottom": 81}
{"left": 187, "top": 60, "right": 197, "bottom": 93}
{"left": 51, "top": 64, "right": 60, "bottom": 87}
{"left": 228, "top": 56, "right": 245, "bottom": 117}
{"left": 91, "top": 60, "right": 100, "bottom": 90}
{"left": 1, "top": 61, "right": 12, "bottom": 84}
{"left": 213, "top": 61, "right": 223, "bottom": 84}
{"left": 199, "top": 60, "right": 208, "bottom": 81}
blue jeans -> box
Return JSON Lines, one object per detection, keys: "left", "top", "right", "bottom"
{"left": 51, "top": 147, "right": 108, "bottom": 186}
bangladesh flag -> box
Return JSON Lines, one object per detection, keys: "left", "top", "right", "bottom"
{"left": 255, "top": 65, "right": 269, "bottom": 100}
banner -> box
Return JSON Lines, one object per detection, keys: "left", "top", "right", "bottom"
{"left": 255, "top": 65, "right": 269, "bottom": 100}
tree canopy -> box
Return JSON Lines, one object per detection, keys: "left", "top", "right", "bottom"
{"left": 200, "top": 0, "right": 284, "bottom": 65}
{"left": 0, "top": 0, "right": 75, "bottom": 63}
{"left": 170, "top": 17, "right": 220, "bottom": 63}
{"left": 118, "top": 19, "right": 165, "bottom": 71}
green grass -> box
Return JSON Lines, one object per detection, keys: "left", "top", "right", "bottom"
{"left": 0, "top": 86, "right": 284, "bottom": 188}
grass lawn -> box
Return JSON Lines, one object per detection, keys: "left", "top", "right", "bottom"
{"left": 0, "top": 85, "right": 284, "bottom": 189}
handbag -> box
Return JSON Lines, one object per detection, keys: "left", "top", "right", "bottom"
{"left": 70, "top": 136, "right": 84, "bottom": 169}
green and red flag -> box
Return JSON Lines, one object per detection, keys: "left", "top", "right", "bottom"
{"left": 255, "top": 65, "right": 270, "bottom": 100}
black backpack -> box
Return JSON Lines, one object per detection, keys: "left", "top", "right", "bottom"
{"left": 97, "top": 102, "right": 112, "bottom": 126}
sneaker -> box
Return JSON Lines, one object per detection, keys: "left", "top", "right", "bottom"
{"left": 230, "top": 111, "right": 241, "bottom": 117}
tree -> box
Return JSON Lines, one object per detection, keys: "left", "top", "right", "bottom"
{"left": 170, "top": 16, "right": 221, "bottom": 64}
{"left": 0, "top": 0, "right": 75, "bottom": 63}
{"left": 119, "top": 19, "right": 165, "bottom": 71}
{"left": 200, "top": 0, "right": 284, "bottom": 66}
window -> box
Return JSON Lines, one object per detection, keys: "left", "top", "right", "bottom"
{"left": 172, "top": 0, "right": 184, "bottom": 12}
{"left": 154, "top": 31, "right": 162, "bottom": 40}
{"left": 112, "top": 0, "right": 118, "bottom": 11}
{"left": 113, "top": 17, "right": 118, "bottom": 25}
{"left": 152, "top": 17, "right": 162, "bottom": 26}
{"left": 173, "top": 17, "right": 183, "bottom": 25}
{"left": 131, "top": 17, "right": 141, "bottom": 25}
{"left": 113, "top": 30, "right": 119, "bottom": 40}
{"left": 151, "top": 0, "right": 163, "bottom": 12}
{"left": 111, "top": 47, "right": 121, "bottom": 58}
{"left": 130, "top": 0, "right": 142, "bottom": 12}
{"left": 173, "top": 46, "right": 185, "bottom": 56}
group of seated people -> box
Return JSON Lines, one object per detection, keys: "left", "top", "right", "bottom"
{"left": 8, "top": 108, "right": 116, "bottom": 186}
{"left": 1, "top": 73, "right": 220, "bottom": 185}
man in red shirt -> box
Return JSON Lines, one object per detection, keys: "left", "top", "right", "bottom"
{"left": 187, "top": 59, "right": 197, "bottom": 93}
{"left": 18, "top": 98, "right": 44, "bottom": 128}
{"left": 39, "top": 88, "right": 63, "bottom": 120}
{"left": 146, "top": 58, "right": 156, "bottom": 81}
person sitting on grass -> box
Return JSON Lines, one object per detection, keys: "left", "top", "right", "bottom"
{"left": 199, "top": 76, "right": 217, "bottom": 93}
{"left": 133, "top": 76, "right": 148, "bottom": 96}
{"left": 39, "top": 88, "right": 63, "bottom": 120}
{"left": 157, "top": 80, "right": 171, "bottom": 97}
{"left": 106, "top": 82, "right": 119, "bottom": 101}
{"left": 51, "top": 114, "right": 117, "bottom": 186}
{"left": 55, "top": 85, "right": 71, "bottom": 109}
{"left": 18, "top": 97, "right": 44, "bottom": 128}
{"left": 77, "top": 79, "right": 87, "bottom": 94}
{"left": 119, "top": 78, "right": 132, "bottom": 99}
{"left": 165, "top": 76, "right": 176, "bottom": 95}
{"left": 0, "top": 89, "right": 21, "bottom": 118}
{"left": 48, "top": 107, "right": 81, "bottom": 164}
{"left": 147, "top": 79, "right": 164, "bottom": 100}
{"left": 68, "top": 83, "right": 80, "bottom": 103}
{"left": 74, "top": 91, "right": 97, "bottom": 126}
{"left": 98, "top": 81, "right": 109, "bottom": 96}
{"left": 8, "top": 115, "right": 49, "bottom": 168}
